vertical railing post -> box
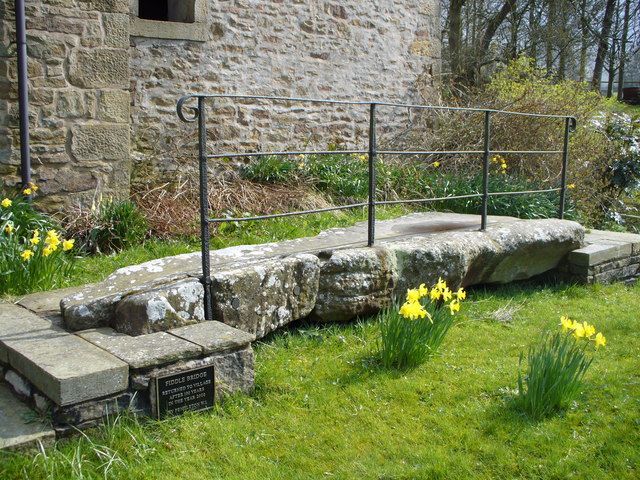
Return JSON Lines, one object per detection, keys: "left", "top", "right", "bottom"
{"left": 367, "top": 103, "right": 377, "bottom": 247}
{"left": 480, "top": 110, "right": 491, "bottom": 231}
{"left": 197, "top": 96, "right": 213, "bottom": 321}
{"left": 558, "top": 117, "right": 572, "bottom": 219}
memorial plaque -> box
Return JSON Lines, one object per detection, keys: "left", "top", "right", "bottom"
{"left": 154, "top": 365, "right": 215, "bottom": 418}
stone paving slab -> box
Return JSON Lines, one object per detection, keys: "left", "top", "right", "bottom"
{"left": 77, "top": 328, "right": 203, "bottom": 370}
{"left": 18, "top": 285, "right": 86, "bottom": 315}
{"left": 0, "top": 383, "right": 55, "bottom": 450}
{"left": 0, "top": 304, "right": 129, "bottom": 406}
{"left": 170, "top": 321, "right": 255, "bottom": 354}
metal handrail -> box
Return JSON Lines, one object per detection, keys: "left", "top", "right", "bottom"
{"left": 177, "top": 93, "right": 576, "bottom": 320}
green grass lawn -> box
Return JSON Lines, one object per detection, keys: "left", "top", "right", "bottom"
{"left": 1, "top": 280, "right": 638, "bottom": 479}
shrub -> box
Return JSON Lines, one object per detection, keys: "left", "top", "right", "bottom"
{"left": 516, "top": 316, "right": 606, "bottom": 420}
{"left": 378, "top": 279, "right": 466, "bottom": 369}
{"left": 1, "top": 184, "right": 75, "bottom": 295}
{"left": 65, "top": 199, "right": 149, "bottom": 254}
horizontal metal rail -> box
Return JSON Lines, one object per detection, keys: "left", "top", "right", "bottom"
{"left": 208, "top": 203, "right": 368, "bottom": 223}
{"left": 208, "top": 149, "right": 564, "bottom": 159}
{"left": 177, "top": 92, "right": 576, "bottom": 321}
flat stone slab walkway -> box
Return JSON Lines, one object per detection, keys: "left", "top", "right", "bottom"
{"left": 0, "top": 383, "right": 54, "bottom": 450}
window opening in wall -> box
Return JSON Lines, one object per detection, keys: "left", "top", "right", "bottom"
{"left": 138, "top": 0, "right": 195, "bottom": 23}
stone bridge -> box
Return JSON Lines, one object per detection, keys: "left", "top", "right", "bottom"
{"left": 3, "top": 212, "right": 640, "bottom": 448}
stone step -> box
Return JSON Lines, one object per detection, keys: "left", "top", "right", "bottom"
{"left": 0, "top": 382, "right": 55, "bottom": 450}
{"left": 0, "top": 304, "right": 129, "bottom": 406}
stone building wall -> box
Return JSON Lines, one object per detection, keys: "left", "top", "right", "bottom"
{"left": 0, "top": 0, "right": 441, "bottom": 207}
{"left": 129, "top": 0, "right": 441, "bottom": 183}
{"left": 0, "top": 0, "right": 131, "bottom": 209}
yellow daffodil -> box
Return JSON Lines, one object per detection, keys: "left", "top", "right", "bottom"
{"left": 572, "top": 322, "right": 586, "bottom": 339}
{"left": 4, "top": 223, "right": 13, "bottom": 235}
{"left": 23, "top": 187, "right": 33, "bottom": 195}
{"left": 45, "top": 229, "right": 61, "bottom": 247}
{"left": 30, "top": 229, "right": 40, "bottom": 246}
{"left": 501, "top": 163, "right": 507, "bottom": 170}
{"left": 567, "top": 183, "right": 576, "bottom": 189}
{"left": 399, "top": 300, "right": 431, "bottom": 321}
{"left": 358, "top": 154, "right": 368, "bottom": 162}
{"left": 62, "top": 238, "right": 75, "bottom": 251}
{"left": 21, "top": 249, "right": 34, "bottom": 261}
{"left": 594, "top": 332, "right": 606, "bottom": 348}
{"left": 42, "top": 245, "right": 55, "bottom": 257}
{"left": 449, "top": 299, "right": 461, "bottom": 315}
{"left": 560, "top": 315, "right": 574, "bottom": 332}
{"left": 436, "top": 277, "right": 447, "bottom": 291}
{"left": 455, "top": 287, "right": 466, "bottom": 300}
{"left": 441, "top": 287, "right": 453, "bottom": 302}
{"left": 1, "top": 198, "right": 11, "bottom": 208}
{"left": 28, "top": 182, "right": 39, "bottom": 192}
{"left": 583, "top": 322, "right": 596, "bottom": 338}
{"left": 430, "top": 288, "right": 442, "bottom": 301}
{"left": 406, "top": 288, "right": 421, "bottom": 303}
{"left": 418, "top": 283, "right": 428, "bottom": 297}
{"left": 432, "top": 161, "right": 441, "bottom": 168}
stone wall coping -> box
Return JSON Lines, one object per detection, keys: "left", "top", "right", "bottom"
{"left": 169, "top": 321, "right": 256, "bottom": 354}
{"left": 0, "top": 304, "right": 129, "bottom": 406}
{"left": 76, "top": 328, "right": 203, "bottom": 370}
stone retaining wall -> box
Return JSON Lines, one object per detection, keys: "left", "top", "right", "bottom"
{"left": 0, "top": 0, "right": 441, "bottom": 208}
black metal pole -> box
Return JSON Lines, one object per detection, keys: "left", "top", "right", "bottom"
{"left": 367, "top": 103, "right": 377, "bottom": 247}
{"left": 197, "top": 97, "right": 213, "bottom": 321}
{"left": 480, "top": 111, "right": 491, "bottom": 230}
{"left": 558, "top": 117, "right": 572, "bottom": 219}
{"left": 14, "top": 0, "right": 31, "bottom": 188}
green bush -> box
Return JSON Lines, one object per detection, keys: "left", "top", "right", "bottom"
{"left": 87, "top": 200, "right": 149, "bottom": 254}
{"left": 1, "top": 184, "right": 75, "bottom": 295}
{"left": 378, "top": 280, "right": 465, "bottom": 370}
{"left": 516, "top": 316, "right": 606, "bottom": 420}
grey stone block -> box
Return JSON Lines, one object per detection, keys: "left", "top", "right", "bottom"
{"left": 113, "top": 279, "right": 205, "bottom": 336}
{"left": 17, "top": 285, "right": 85, "bottom": 315}
{"left": 0, "top": 305, "right": 128, "bottom": 406}
{"left": 4, "top": 370, "right": 32, "bottom": 398}
{"left": 77, "top": 328, "right": 203, "bottom": 369}
{"left": 0, "top": 383, "right": 55, "bottom": 451}
{"left": 169, "top": 321, "right": 255, "bottom": 354}
{"left": 71, "top": 124, "right": 129, "bottom": 161}
{"left": 68, "top": 48, "right": 129, "bottom": 88}
{"left": 568, "top": 243, "right": 631, "bottom": 267}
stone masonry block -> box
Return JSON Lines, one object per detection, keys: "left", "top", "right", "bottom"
{"left": 71, "top": 124, "right": 129, "bottom": 161}
{"left": 103, "top": 14, "right": 129, "bottom": 48}
{"left": 98, "top": 89, "right": 130, "bottom": 123}
{"left": 79, "top": 0, "right": 129, "bottom": 14}
{"left": 113, "top": 280, "right": 205, "bottom": 336}
{"left": 0, "top": 304, "right": 128, "bottom": 406}
{"left": 68, "top": 48, "right": 128, "bottom": 88}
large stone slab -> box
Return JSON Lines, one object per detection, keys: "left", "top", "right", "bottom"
{"left": 113, "top": 279, "right": 205, "bottom": 336}
{"left": 0, "top": 304, "right": 129, "bottom": 406}
{"left": 211, "top": 254, "right": 320, "bottom": 337}
{"left": 0, "top": 383, "right": 55, "bottom": 450}
{"left": 59, "top": 213, "right": 584, "bottom": 333}
{"left": 170, "top": 321, "right": 255, "bottom": 354}
{"left": 312, "top": 247, "right": 398, "bottom": 322}
{"left": 77, "top": 328, "right": 203, "bottom": 370}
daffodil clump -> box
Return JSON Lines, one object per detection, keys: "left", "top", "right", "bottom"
{"left": 516, "top": 316, "right": 607, "bottom": 419}
{"left": 1, "top": 183, "right": 75, "bottom": 295}
{"left": 491, "top": 154, "right": 509, "bottom": 175}
{"left": 379, "top": 278, "right": 466, "bottom": 370}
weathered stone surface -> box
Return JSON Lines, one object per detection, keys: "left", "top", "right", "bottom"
{"left": 4, "top": 370, "right": 32, "bottom": 398}
{"left": 62, "top": 288, "right": 123, "bottom": 331}
{"left": 18, "top": 285, "right": 84, "bottom": 315}
{"left": 568, "top": 243, "right": 632, "bottom": 267}
{"left": 71, "top": 124, "right": 129, "bottom": 161}
{"left": 68, "top": 48, "right": 128, "bottom": 89}
{"left": 113, "top": 279, "right": 205, "bottom": 336}
{"left": 170, "top": 321, "right": 255, "bottom": 354}
{"left": 0, "top": 383, "right": 55, "bottom": 451}
{"left": 97, "top": 89, "right": 130, "bottom": 123}
{"left": 312, "top": 247, "right": 397, "bottom": 322}
{"left": 77, "top": 328, "right": 203, "bottom": 369}
{"left": 102, "top": 14, "right": 129, "bottom": 48}
{"left": 0, "top": 305, "right": 129, "bottom": 406}
{"left": 211, "top": 254, "right": 320, "bottom": 338}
